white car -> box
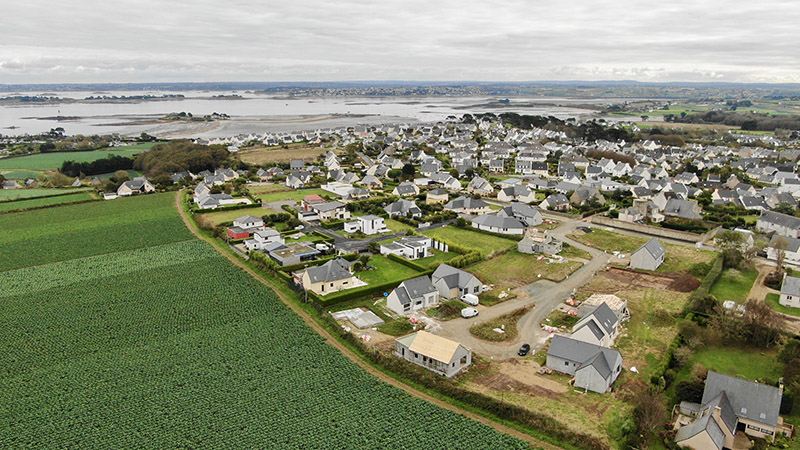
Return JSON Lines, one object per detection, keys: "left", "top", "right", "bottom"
{"left": 461, "top": 307, "right": 479, "bottom": 319}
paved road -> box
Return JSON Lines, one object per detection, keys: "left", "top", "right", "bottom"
{"left": 432, "top": 219, "right": 610, "bottom": 359}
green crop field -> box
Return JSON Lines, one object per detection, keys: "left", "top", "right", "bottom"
{"left": 0, "top": 192, "right": 192, "bottom": 271}
{"left": 0, "top": 192, "right": 95, "bottom": 212}
{"left": 0, "top": 170, "right": 43, "bottom": 179}
{"left": 0, "top": 194, "right": 527, "bottom": 449}
{"left": 0, "top": 187, "right": 91, "bottom": 201}
{"left": 422, "top": 226, "right": 517, "bottom": 257}
{"left": 0, "top": 146, "right": 147, "bottom": 171}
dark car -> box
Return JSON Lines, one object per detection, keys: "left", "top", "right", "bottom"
{"left": 518, "top": 344, "right": 531, "bottom": 356}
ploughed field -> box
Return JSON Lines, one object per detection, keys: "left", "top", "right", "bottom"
{"left": 0, "top": 193, "right": 527, "bottom": 449}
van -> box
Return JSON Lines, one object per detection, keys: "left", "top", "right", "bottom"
{"left": 461, "top": 307, "right": 479, "bottom": 319}
{"left": 461, "top": 294, "right": 479, "bottom": 306}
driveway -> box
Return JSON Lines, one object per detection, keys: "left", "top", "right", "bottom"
{"left": 432, "top": 219, "right": 610, "bottom": 359}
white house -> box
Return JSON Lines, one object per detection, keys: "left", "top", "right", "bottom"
{"left": 571, "top": 303, "right": 621, "bottom": 347}
{"left": 343, "top": 215, "right": 388, "bottom": 235}
{"left": 780, "top": 276, "right": 800, "bottom": 309}
{"left": 244, "top": 229, "right": 285, "bottom": 251}
{"left": 470, "top": 214, "right": 525, "bottom": 235}
{"left": 394, "top": 331, "right": 472, "bottom": 378}
{"left": 386, "top": 276, "right": 440, "bottom": 316}
{"left": 630, "top": 238, "right": 666, "bottom": 271}
{"left": 380, "top": 235, "right": 433, "bottom": 260}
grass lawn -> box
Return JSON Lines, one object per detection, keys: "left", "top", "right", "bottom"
{"left": 710, "top": 267, "right": 759, "bottom": 303}
{"left": 470, "top": 250, "right": 584, "bottom": 286}
{"left": 469, "top": 307, "right": 528, "bottom": 342}
{"left": 415, "top": 249, "right": 458, "bottom": 267}
{"left": 543, "top": 310, "right": 579, "bottom": 329}
{"left": 196, "top": 206, "right": 271, "bottom": 226}
{"left": 358, "top": 255, "right": 423, "bottom": 285}
{"left": 92, "top": 169, "right": 142, "bottom": 181}
{"left": 560, "top": 243, "right": 591, "bottom": 260}
{"left": 426, "top": 300, "right": 465, "bottom": 321}
{"left": 385, "top": 218, "right": 415, "bottom": 233}
{"left": 0, "top": 169, "right": 44, "bottom": 179}
{"left": 0, "top": 187, "right": 92, "bottom": 201}
{"left": 0, "top": 192, "right": 96, "bottom": 212}
{"left": 423, "top": 226, "right": 516, "bottom": 258}
{"left": 675, "top": 346, "right": 782, "bottom": 385}
{"left": 0, "top": 146, "right": 147, "bottom": 171}
{"left": 256, "top": 188, "right": 328, "bottom": 203}
{"left": 248, "top": 184, "right": 289, "bottom": 195}
{"left": 656, "top": 244, "right": 718, "bottom": 274}
{"left": 569, "top": 228, "right": 647, "bottom": 254}
{"left": 766, "top": 293, "right": 800, "bottom": 317}
{"left": 377, "top": 319, "right": 414, "bottom": 336}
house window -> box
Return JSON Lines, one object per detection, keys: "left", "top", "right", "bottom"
{"left": 401, "top": 348, "right": 405, "bottom": 356}
{"left": 330, "top": 283, "right": 334, "bottom": 287}
{"left": 415, "top": 300, "right": 422, "bottom": 306}
{"left": 460, "top": 356, "right": 467, "bottom": 364}
{"left": 565, "top": 361, "right": 569, "bottom": 366}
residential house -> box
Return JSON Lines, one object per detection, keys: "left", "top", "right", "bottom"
{"left": 394, "top": 331, "right": 472, "bottom": 378}
{"left": 630, "top": 238, "right": 666, "bottom": 271}
{"left": 269, "top": 242, "right": 321, "bottom": 266}
{"left": 444, "top": 196, "right": 492, "bottom": 215}
{"left": 360, "top": 175, "right": 383, "bottom": 189}
{"left": 757, "top": 210, "right": 800, "bottom": 239}
{"left": 618, "top": 206, "right": 644, "bottom": 223}
{"left": 675, "top": 371, "right": 788, "bottom": 450}
{"left": 571, "top": 303, "right": 621, "bottom": 347}
{"left": 517, "top": 228, "right": 562, "bottom": 255}
{"left": 386, "top": 276, "right": 440, "bottom": 316}
{"left": 780, "top": 276, "right": 800, "bottom": 308}
{"left": 300, "top": 258, "right": 358, "bottom": 295}
{"left": 384, "top": 199, "right": 422, "bottom": 218}
{"left": 343, "top": 215, "right": 388, "bottom": 235}
{"left": 546, "top": 335, "right": 623, "bottom": 394}
{"left": 117, "top": 177, "right": 155, "bottom": 196}
{"left": 496, "top": 203, "right": 543, "bottom": 226}
{"left": 570, "top": 186, "right": 606, "bottom": 206}
{"left": 226, "top": 215, "right": 265, "bottom": 239}
{"left": 471, "top": 214, "right": 525, "bottom": 235}
{"left": 431, "top": 264, "right": 482, "bottom": 299}
{"left": 498, "top": 185, "right": 537, "bottom": 203}
{"left": 662, "top": 198, "right": 703, "bottom": 220}
{"left": 393, "top": 181, "right": 420, "bottom": 197}
{"left": 244, "top": 228, "right": 284, "bottom": 251}
{"left": 467, "top": 176, "right": 494, "bottom": 196}
{"left": 540, "top": 193, "right": 571, "bottom": 211}
{"left": 426, "top": 188, "right": 449, "bottom": 205}
{"left": 312, "top": 201, "right": 351, "bottom": 221}
{"left": 767, "top": 235, "right": 800, "bottom": 266}
{"left": 380, "top": 235, "right": 433, "bottom": 260}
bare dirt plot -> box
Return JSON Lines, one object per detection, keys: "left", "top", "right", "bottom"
{"left": 237, "top": 145, "right": 334, "bottom": 165}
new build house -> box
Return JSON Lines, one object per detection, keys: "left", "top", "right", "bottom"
{"left": 431, "top": 264, "right": 482, "bottom": 299}
{"left": 343, "top": 215, "right": 388, "bottom": 235}
{"left": 630, "top": 238, "right": 666, "bottom": 271}
{"left": 780, "top": 276, "right": 800, "bottom": 308}
{"left": 386, "top": 276, "right": 439, "bottom": 316}
{"left": 380, "top": 235, "right": 433, "bottom": 260}
{"left": 546, "top": 335, "right": 623, "bottom": 394}
{"left": 394, "top": 331, "right": 471, "bottom": 377}
{"left": 571, "top": 303, "right": 621, "bottom": 347}
{"left": 299, "top": 258, "right": 359, "bottom": 295}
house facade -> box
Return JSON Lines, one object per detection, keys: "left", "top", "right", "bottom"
{"left": 630, "top": 238, "right": 666, "bottom": 271}
{"left": 386, "top": 276, "right": 440, "bottom": 316}
{"left": 780, "top": 276, "right": 800, "bottom": 308}
{"left": 546, "top": 335, "right": 623, "bottom": 394}
{"left": 394, "top": 331, "right": 471, "bottom": 377}
{"left": 431, "top": 264, "right": 482, "bottom": 299}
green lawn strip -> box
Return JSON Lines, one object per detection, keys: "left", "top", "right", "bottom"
{"left": 470, "top": 250, "right": 583, "bottom": 286}
{"left": 358, "top": 255, "right": 423, "bottom": 285}
{"left": 673, "top": 346, "right": 782, "bottom": 388}
{"left": 423, "top": 226, "right": 516, "bottom": 258}
{"left": 560, "top": 243, "right": 591, "bottom": 260}
{"left": 377, "top": 320, "right": 415, "bottom": 336}
{"left": 766, "top": 293, "right": 800, "bottom": 317}
{"left": 655, "top": 244, "right": 718, "bottom": 274}
{"left": 469, "top": 308, "right": 528, "bottom": 342}
{"left": 0, "top": 148, "right": 144, "bottom": 171}
{"left": 426, "top": 300, "right": 466, "bottom": 321}
{"left": 0, "top": 192, "right": 96, "bottom": 212}
{"left": 384, "top": 218, "right": 415, "bottom": 233}
{"left": 568, "top": 228, "right": 647, "bottom": 254}
{"left": 255, "top": 187, "right": 328, "bottom": 203}
{"left": 709, "top": 267, "right": 759, "bottom": 303}
{"left": 0, "top": 170, "right": 44, "bottom": 179}
{"left": 0, "top": 187, "right": 92, "bottom": 201}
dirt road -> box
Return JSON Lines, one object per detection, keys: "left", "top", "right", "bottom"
{"left": 174, "top": 192, "right": 561, "bottom": 450}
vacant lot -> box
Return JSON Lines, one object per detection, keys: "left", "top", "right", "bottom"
{"left": 469, "top": 307, "right": 528, "bottom": 342}
{"left": 672, "top": 346, "right": 782, "bottom": 388}
{"left": 256, "top": 187, "right": 328, "bottom": 203}
{"left": 248, "top": 184, "right": 290, "bottom": 195}
{"left": 423, "top": 226, "right": 517, "bottom": 258}
{"left": 657, "top": 244, "right": 717, "bottom": 274}
{"left": 197, "top": 205, "right": 271, "bottom": 226}
{"left": 0, "top": 146, "right": 148, "bottom": 171}
{"left": 471, "top": 250, "right": 584, "bottom": 286}
{"left": 710, "top": 267, "right": 759, "bottom": 303}
{"left": 237, "top": 145, "right": 332, "bottom": 165}
{"left": 358, "top": 255, "right": 424, "bottom": 285}
{"left": 569, "top": 228, "right": 647, "bottom": 254}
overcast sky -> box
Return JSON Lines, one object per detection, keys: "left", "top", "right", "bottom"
{"left": 2, "top": 0, "right": 799, "bottom": 84}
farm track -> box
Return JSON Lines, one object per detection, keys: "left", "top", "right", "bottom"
{"left": 174, "top": 192, "right": 563, "bottom": 450}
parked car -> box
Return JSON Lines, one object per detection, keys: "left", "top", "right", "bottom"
{"left": 461, "top": 307, "right": 479, "bottom": 319}
{"left": 518, "top": 343, "right": 531, "bottom": 356}
{"left": 461, "top": 293, "right": 479, "bottom": 306}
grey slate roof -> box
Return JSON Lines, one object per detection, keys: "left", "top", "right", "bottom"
{"left": 702, "top": 370, "right": 782, "bottom": 427}
{"left": 394, "top": 182, "right": 417, "bottom": 195}
{"left": 471, "top": 214, "right": 524, "bottom": 230}
{"left": 432, "top": 264, "right": 478, "bottom": 290}
{"left": 547, "top": 335, "right": 621, "bottom": 380}
{"left": 313, "top": 201, "right": 345, "bottom": 212}
{"left": 770, "top": 235, "right": 800, "bottom": 253}
{"left": 444, "top": 196, "right": 489, "bottom": 210}
{"left": 760, "top": 210, "right": 800, "bottom": 229}
{"left": 635, "top": 238, "right": 666, "bottom": 260}
{"left": 305, "top": 258, "right": 353, "bottom": 283}
{"left": 394, "top": 275, "right": 437, "bottom": 305}
{"left": 782, "top": 276, "right": 800, "bottom": 298}
{"left": 574, "top": 303, "right": 619, "bottom": 339}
